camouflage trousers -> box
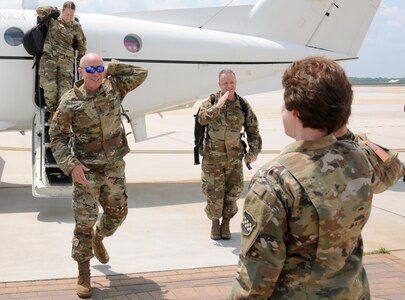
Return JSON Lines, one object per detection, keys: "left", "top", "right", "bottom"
{"left": 201, "top": 158, "right": 243, "bottom": 220}
{"left": 71, "top": 159, "right": 128, "bottom": 262}
{"left": 39, "top": 52, "right": 74, "bottom": 113}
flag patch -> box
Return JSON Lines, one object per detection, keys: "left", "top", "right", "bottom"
{"left": 365, "top": 140, "right": 389, "bottom": 162}
{"left": 241, "top": 211, "right": 256, "bottom": 236}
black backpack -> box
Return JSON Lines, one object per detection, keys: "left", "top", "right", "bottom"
{"left": 23, "top": 11, "right": 60, "bottom": 59}
{"left": 23, "top": 22, "right": 47, "bottom": 58}
{"left": 193, "top": 93, "right": 249, "bottom": 167}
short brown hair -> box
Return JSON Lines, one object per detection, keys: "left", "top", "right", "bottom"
{"left": 218, "top": 69, "right": 236, "bottom": 80}
{"left": 282, "top": 56, "right": 353, "bottom": 133}
{"left": 63, "top": 1, "right": 76, "bottom": 11}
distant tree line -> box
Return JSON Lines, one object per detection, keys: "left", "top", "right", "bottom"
{"left": 349, "top": 77, "right": 405, "bottom": 85}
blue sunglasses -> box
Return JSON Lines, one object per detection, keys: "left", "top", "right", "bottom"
{"left": 81, "top": 66, "right": 105, "bottom": 74}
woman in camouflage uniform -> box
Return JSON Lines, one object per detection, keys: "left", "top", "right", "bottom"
{"left": 37, "top": 1, "right": 86, "bottom": 113}
{"left": 229, "top": 57, "right": 404, "bottom": 299}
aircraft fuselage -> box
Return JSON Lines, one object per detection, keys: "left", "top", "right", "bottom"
{"left": 0, "top": 8, "right": 347, "bottom": 132}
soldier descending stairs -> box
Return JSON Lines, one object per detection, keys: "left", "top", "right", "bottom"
{"left": 24, "top": 4, "right": 85, "bottom": 198}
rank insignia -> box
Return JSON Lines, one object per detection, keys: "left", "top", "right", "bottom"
{"left": 241, "top": 211, "right": 256, "bottom": 236}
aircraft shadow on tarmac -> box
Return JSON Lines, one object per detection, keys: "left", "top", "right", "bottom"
{"left": 0, "top": 156, "right": 4, "bottom": 179}
{"left": 1, "top": 180, "right": 403, "bottom": 224}
{"left": 0, "top": 181, "right": 250, "bottom": 224}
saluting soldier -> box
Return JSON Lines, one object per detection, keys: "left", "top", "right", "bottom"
{"left": 50, "top": 53, "right": 147, "bottom": 298}
{"left": 37, "top": 1, "right": 86, "bottom": 113}
{"left": 197, "top": 69, "right": 262, "bottom": 240}
{"left": 229, "top": 57, "right": 405, "bottom": 299}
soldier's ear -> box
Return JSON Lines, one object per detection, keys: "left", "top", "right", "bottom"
{"left": 292, "top": 109, "right": 301, "bottom": 120}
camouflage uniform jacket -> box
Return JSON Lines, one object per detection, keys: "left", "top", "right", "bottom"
{"left": 50, "top": 61, "right": 148, "bottom": 176}
{"left": 36, "top": 6, "right": 86, "bottom": 61}
{"left": 198, "top": 91, "right": 262, "bottom": 162}
{"left": 229, "top": 134, "right": 403, "bottom": 299}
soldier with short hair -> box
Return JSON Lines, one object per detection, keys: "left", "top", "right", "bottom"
{"left": 197, "top": 69, "right": 262, "bottom": 240}
{"left": 50, "top": 53, "right": 147, "bottom": 298}
{"left": 229, "top": 57, "right": 404, "bottom": 299}
{"left": 37, "top": 1, "right": 86, "bottom": 113}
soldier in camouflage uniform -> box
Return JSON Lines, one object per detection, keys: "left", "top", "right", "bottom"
{"left": 50, "top": 53, "right": 147, "bottom": 298}
{"left": 198, "top": 69, "right": 262, "bottom": 240}
{"left": 229, "top": 57, "right": 405, "bottom": 299}
{"left": 37, "top": 1, "right": 86, "bottom": 113}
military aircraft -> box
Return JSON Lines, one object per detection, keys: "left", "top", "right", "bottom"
{"left": 0, "top": 0, "right": 382, "bottom": 197}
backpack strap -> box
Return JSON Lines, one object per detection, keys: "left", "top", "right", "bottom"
{"left": 209, "top": 93, "right": 216, "bottom": 105}
{"left": 193, "top": 94, "right": 215, "bottom": 165}
{"left": 236, "top": 94, "right": 252, "bottom": 170}
{"left": 237, "top": 94, "right": 248, "bottom": 127}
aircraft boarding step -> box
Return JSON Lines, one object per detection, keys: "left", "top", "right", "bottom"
{"left": 32, "top": 109, "right": 72, "bottom": 198}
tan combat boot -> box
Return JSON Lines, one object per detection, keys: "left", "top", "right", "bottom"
{"left": 210, "top": 219, "right": 221, "bottom": 240}
{"left": 77, "top": 260, "right": 91, "bottom": 298}
{"left": 92, "top": 228, "right": 109, "bottom": 264}
{"left": 220, "top": 218, "right": 231, "bottom": 240}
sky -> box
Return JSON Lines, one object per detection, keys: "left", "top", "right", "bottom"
{"left": 2, "top": 0, "right": 404, "bottom": 78}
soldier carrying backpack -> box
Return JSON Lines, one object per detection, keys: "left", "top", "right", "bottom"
{"left": 29, "top": 2, "right": 86, "bottom": 114}
{"left": 194, "top": 69, "right": 262, "bottom": 241}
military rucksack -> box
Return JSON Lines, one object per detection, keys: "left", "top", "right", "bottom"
{"left": 23, "top": 21, "right": 48, "bottom": 58}
{"left": 23, "top": 11, "right": 60, "bottom": 59}
{"left": 193, "top": 93, "right": 249, "bottom": 166}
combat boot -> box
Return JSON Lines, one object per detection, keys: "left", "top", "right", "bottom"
{"left": 77, "top": 260, "right": 91, "bottom": 298}
{"left": 210, "top": 219, "right": 221, "bottom": 240}
{"left": 92, "top": 228, "right": 109, "bottom": 264}
{"left": 220, "top": 218, "right": 231, "bottom": 240}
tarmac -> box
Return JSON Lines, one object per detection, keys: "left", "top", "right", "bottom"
{"left": 0, "top": 86, "right": 404, "bottom": 299}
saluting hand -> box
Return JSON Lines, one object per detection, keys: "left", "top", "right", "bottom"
{"left": 71, "top": 164, "right": 90, "bottom": 186}
{"left": 216, "top": 91, "right": 229, "bottom": 109}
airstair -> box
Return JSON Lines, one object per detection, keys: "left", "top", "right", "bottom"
{"left": 32, "top": 108, "right": 72, "bottom": 197}
{"left": 27, "top": 16, "right": 84, "bottom": 198}
{"left": 31, "top": 59, "right": 73, "bottom": 198}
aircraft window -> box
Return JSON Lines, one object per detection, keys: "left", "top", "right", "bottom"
{"left": 4, "top": 27, "right": 24, "bottom": 46}
{"left": 124, "top": 34, "right": 142, "bottom": 53}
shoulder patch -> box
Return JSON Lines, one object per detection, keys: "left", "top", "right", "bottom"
{"left": 241, "top": 211, "right": 256, "bottom": 236}
{"left": 365, "top": 140, "right": 390, "bottom": 162}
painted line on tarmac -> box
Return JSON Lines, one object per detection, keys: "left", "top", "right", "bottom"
{"left": 1, "top": 147, "right": 405, "bottom": 154}
{"left": 128, "top": 149, "right": 282, "bottom": 154}
{"left": 0, "top": 147, "right": 31, "bottom": 151}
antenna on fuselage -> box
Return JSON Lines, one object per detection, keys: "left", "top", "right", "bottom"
{"left": 198, "top": 0, "right": 235, "bottom": 29}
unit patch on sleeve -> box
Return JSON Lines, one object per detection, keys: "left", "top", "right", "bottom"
{"left": 241, "top": 211, "right": 256, "bottom": 236}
